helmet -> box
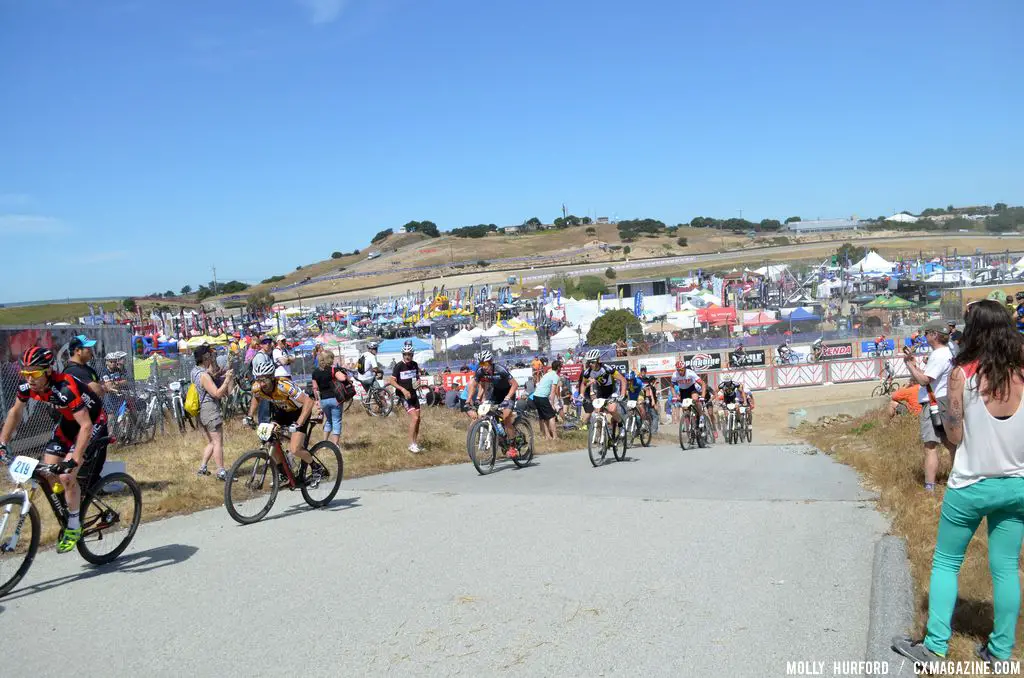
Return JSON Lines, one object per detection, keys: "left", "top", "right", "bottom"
{"left": 478, "top": 350, "right": 493, "bottom": 363}
{"left": 367, "top": 342, "right": 379, "bottom": 350}
{"left": 585, "top": 349, "right": 601, "bottom": 362}
{"left": 22, "top": 347, "right": 54, "bottom": 369}
{"left": 251, "top": 360, "right": 276, "bottom": 378}
{"left": 401, "top": 342, "right": 414, "bottom": 355}
{"left": 105, "top": 351, "right": 128, "bottom": 361}
{"left": 811, "top": 338, "right": 823, "bottom": 348}
{"left": 628, "top": 370, "right": 636, "bottom": 380}
{"left": 675, "top": 359, "right": 685, "bottom": 370}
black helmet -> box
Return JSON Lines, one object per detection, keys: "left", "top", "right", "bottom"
{"left": 22, "top": 346, "right": 54, "bottom": 369}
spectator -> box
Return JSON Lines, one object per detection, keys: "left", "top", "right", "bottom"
{"left": 888, "top": 384, "right": 923, "bottom": 419}
{"left": 948, "top": 322, "right": 963, "bottom": 356}
{"left": 311, "top": 349, "right": 346, "bottom": 446}
{"left": 532, "top": 360, "right": 562, "bottom": 440}
{"left": 273, "top": 336, "right": 293, "bottom": 378}
{"left": 191, "top": 345, "right": 235, "bottom": 480}
{"left": 64, "top": 335, "right": 103, "bottom": 399}
{"left": 893, "top": 300, "right": 1024, "bottom": 666}
{"left": 251, "top": 337, "right": 274, "bottom": 424}
{"left": 904, "top": 319, "right": 956, "bottom": 492}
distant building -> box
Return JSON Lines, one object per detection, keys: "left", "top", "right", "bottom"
{"left": 396, "top": 226, "right": 407, "bottom": 234}
{"left": 785, "top": 218, "right": 863, "bottom": 233}
{"left": 596, "top": 217, "right": 610, "bottom": 224}
{"left": 616, "top": 278, "right": 669, "bottom": 297}
{"left": 504, "top": 225, "right": 521, "bottom": 234}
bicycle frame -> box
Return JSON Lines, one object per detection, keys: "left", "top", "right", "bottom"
{"left": 0, "top": 465, "right": 69, "bottom": 554}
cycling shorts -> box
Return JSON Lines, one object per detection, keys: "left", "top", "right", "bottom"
{"left": 271, "top": 406, "right": 312, "bottom": 436}
{"left": 679, "top": 385, "right": 700, "bottom": 401}
{"left": 44, "top": 421, "right": 110, "bottom": 489}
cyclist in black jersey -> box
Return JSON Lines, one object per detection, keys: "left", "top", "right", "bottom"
{"left": 469, "top": 351, "right": 520, "bottom": 436}
{"left": 578, "top": 349, "right": 628, "bottom": 427}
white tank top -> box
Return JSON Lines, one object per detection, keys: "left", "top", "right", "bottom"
{"left": 948, "top": 364, "right": 1024, "bottom": 489}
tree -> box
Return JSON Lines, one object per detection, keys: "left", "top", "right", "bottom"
{"left": 403, "top": 220, "right": 440, "bottom": 237}
{"left": 247, "top": 290, "right": 275, "bottom": 314}
{"left": 164, "top": 290, "right": 175, "bottom": 297}
{"left": 617, "top": 218, "right": 666, "bottom": 239}
{"left": 331, "top": 251, "right": 343, "bottom": 259}
{"left": 587, "top": 309, "right": 641, "bottom": 345}
{"left": 122, "top": 298, "right": 137, "bottom": 313}
{"left": 623, "top": 245, "right": 631, "bottom": 257}
{"left": 450, "top": 224, "right": 497, "bottom": 238}
{"left": 677, "top": 237, "right": 688, "bottom": 247}
{"left": 180, "top": 285, "right": 192, "bottom": 295}
{"left": 785, "top": 216, "right": 802, "bottom": 224}
{"left": 835, "top": 243, "right": 866, "bottom": 265}
{"left": 371, "top": 228, "right": 393, "bottom": 244}
{"left": 477, "top": 260, "right": 490, "bottom": 267}
{"left": 994, "top": 202, "right": 1008, "bottom": 212}
{"left": 581, "top": 217, "right": 592, "bottom": 225}
{"left": 759, "top": 219, "right": 782, "bottom": 231}
{"left": 605, "top": 267, "right": 617, "bottom": 279}
{"left": 585, "top": 227, "right": 597, "bottom": 235}
{"left": 261, "top": 275, "right": 286, "bottom": 285}
{"left": 524, "top": 217, "right": 542, "bottom": 227}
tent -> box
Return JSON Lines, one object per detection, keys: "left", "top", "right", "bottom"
{"left": 863, "top": 295, "right": 915, "bottom": 310}
{"left": 885, "top": 213, "right": 918, "bottom": 223}
{"left": 852, "top": 251, "right": 895, "bottom": 273}
{"left": 753, "top": 264, "right": 788, "bottom": 281}
{"left": 743, "top": 311, "right": 780, "bottom": 327}
{"left": 378, "top": 337, "right": 431, "bottom": 353}
{"left": 549, "top": 326, "right": 581, "bottom": 352}
{"left": 696, "top": 305, "right": 737, "bottom": 326}
{"left": 784, "top": 307, "right": 821, "bottom": 322}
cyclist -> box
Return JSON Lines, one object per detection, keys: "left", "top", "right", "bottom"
{"left": 578, "top": 349, "right": 628, "bottom": 435}
{"left": 468, "top": 350, "right": 521, "bottom": 455}
{"left": 874, "top": 334, "right": 887, "bottom": 356}
{"left": 1015, "top": 292, "right": 1024, "bottom": 333}
{"left": 244, "top": 359, "right": 324, "bottom": 481}
{"left": 777, "top": 342, "right": 794, "bottom": 365}
{"left": 625, "top": 370, "right": 650, "bottom": 424}
{"left": 0, "top": 347, "right": 109, "bottom": 553}
{"left": 671, "top": 359, "right": 708, "bottom": 433}
{"left": 640, "top": 366, "right": 660, "bottom": 431}
{"left": 356, "top": 341, "right": 381, "bottom": 388}
{"left": 700, "top": 373, "right": 718, "bottom": 439}
{"left": 387, "top": 343, "right": 423, "bottom": 454}
{"left": 718, "top": 378, "right": 748, "bottom": 408}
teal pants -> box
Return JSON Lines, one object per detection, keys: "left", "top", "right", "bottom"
{"left": 924, "top": 477, "right": 1024, "bottom": 660}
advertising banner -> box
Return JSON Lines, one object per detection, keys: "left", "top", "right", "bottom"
{"left": 683, "top": 352, "right": 722, "bottom": 371}
{"left": 727, "top": 350, "right": 766, "bottom": 368}
{"left": 814, "top": 342, "right": 853, "bottom": 361}
{"left": 560, "top": 362, "right": 583, "bottom": 382}
{"left": 636, "top": 355, "right": 677, "bottom": 376}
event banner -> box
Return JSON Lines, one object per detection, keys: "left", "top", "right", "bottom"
{"left": 683, "top": 352, "right": 722, "bottom": 371}
{"left": 727, "top": 350, "right": 766, "bottom": 368}
{"left": 441, "top": 372, "right": 474, "bottom": 391}
{"left": 815, "top": 343, "right": 854, "bottom": 361}
{"left": 561, "top": 362, "right": 583, "bottom": 381}
{"left": 636, "top": 355, "right": 677, "bottom": 375}
{"left": 605, "top": 359, "right": 631, "bottom": 375}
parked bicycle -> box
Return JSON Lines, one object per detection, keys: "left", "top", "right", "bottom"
{"left": 354, "top": 369, "right": 395, "bottom": 417}
{"left": 0, "top": 437, "right": 142, "bottom": 597}
{"left": 167, "top": 379, "right": 196, "bottom": 434}
{"left": 223, "top": 422, "right": 343, "bottom": 525}
{"left": 220, "top": 379, "right": 252, "bottom": 420}
{"left": 466, "top": 402, "right": 534, "bottom": 475}
{"left": 623, "top": 400, "right": 653, "bottom": 449}
{"left": 677, "top": 396, "right": 710, "bottom": 450}
{"left": 587, "top": 396, "right": 629, "bottom": 467}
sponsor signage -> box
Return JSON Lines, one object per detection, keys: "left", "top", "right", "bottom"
{"left": 441, "top": 372, "right": 474, "bottom": 391}
{"left": 727, "top": 350, "right": 766, "bottom": 368}
{"left": 605, "top": 359, "right": 631, "bottom": 375}
{"left": 683, "top": 352, "right": 722, "bottom": 371}
{"left": 859, "top": 338, "right": 896, "bottom": 354}
{"left": 815, "top": 342, "right": 853, "bottom": 361}
{"left": 637, "top": 355, "right": 677, "bottom": 375}
{"left": 560, "top": 362, "right": 583, "bottom": 381}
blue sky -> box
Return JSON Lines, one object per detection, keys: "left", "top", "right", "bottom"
{"left": 1, "top": 0, "right": 1021, "bottom": 302}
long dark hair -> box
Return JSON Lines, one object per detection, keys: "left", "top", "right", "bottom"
{"left": 954, "top": 299, "right": 1024, "bottom": 400}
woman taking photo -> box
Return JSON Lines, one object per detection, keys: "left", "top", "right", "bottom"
{"left": 893, "top": 299, "right": 1024, "bottom": 668}
{"left": 311, "top": 349, "right": 348, "bottom": 446}
{"left": 191, "top": 345, "right": 235, "bottom": 480}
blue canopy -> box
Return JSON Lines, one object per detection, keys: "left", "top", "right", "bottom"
{"left": 785, "top": 308, "right": 821, "bottom": 322}
{"left": 378, "top": 337, "right": 432, "bottom": 353}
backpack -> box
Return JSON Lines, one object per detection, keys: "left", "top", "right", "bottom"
{"left": 356, "top": 355, "right": 366, "bottom": 374}
{"left": 184, "top": 382, "right": 200, "bottom": 417}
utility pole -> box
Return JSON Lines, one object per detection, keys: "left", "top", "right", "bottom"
{"left": 562, "top": 204, "right": 567, "bottom": 220}
{"left": 212, "top": 265, "right": 218, "bottom": 295}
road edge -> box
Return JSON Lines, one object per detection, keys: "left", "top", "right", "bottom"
{"left": 866, "top": 535, "right": 916, "bottom": 676}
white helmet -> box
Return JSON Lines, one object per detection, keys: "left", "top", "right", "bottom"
{"left": 478, "top": 350, "right": 493, "bottom": 363}
{"left": 252, "top": 360, "right": 276, "bottom": 378}
{"left": 105, "top": 351, "right": 128, "bottom": 361}
{"left": 585, "top": 349, "right": 601, "bottom": 362}
{"left": 367, "top": 341, "right": 379, "bottom": 350}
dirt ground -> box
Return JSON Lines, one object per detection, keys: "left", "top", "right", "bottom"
{"left": 748, "top": 381, "right": 878, "bottom": 444}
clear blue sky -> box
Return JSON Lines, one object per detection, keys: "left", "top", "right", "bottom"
{"left": 2, "top": 0, "right": 1021, "bottom": 302}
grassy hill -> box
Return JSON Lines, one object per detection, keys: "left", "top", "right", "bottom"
{"left": 0, "top": 301, "right": 117, "bottom": 326}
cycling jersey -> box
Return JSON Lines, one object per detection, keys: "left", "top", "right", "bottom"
{"left": 252, "top": 377, "right": 305, "bottom": 412}
{"left": 17, "top": 371, "right": 104, "bottom": 424}
{"left": 626, "top": 376, "right": 646, "bottom": 400}
{"left": 475, "top": 364, "right": 515, "bottom": 401}
{"left": 1016, "top": 304, "right": 1024, "bottom": 332}
{"left": 671, "top": 369, "right": 701, "bottom": 391}
{"left": 580, "top": 364, "right": 619, "bottom": 389}
{"left": 719, "top": 381, "right": 744, "bottom": 404}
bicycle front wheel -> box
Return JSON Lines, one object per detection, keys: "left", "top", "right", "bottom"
{"left": 300, "top": 441, "right": 343, "bottom": 508}
{"left": 639, "top": 413, "right": 652, "bottom": 447}
{"left": 678, "top": 413, "right": 691, "bottom": 450}
{"left": 468, "top": 419, "right": 497, "bottom": 475}
{"left": 588, "top": 417, "right": 608, "bottom": 467}
{"left": 224, "top": 450, "right": 279, "bottom": 525}
{"left": 77, "top": 472, "right": 143, "bottom": 565}
{"left": 871, "top": 384, "right": 885, "bottom": 398}
{"left": 0, "top": 497, "right": 40, "bottom": 598}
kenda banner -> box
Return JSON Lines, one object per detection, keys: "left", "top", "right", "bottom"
{"left": 814, "top": 342, "right": 853, "bottom": 361}
{"left": 727, "top": 350, "right": 766, "bottom": 368}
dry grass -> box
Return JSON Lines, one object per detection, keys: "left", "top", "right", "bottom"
{"left": 0, "top": 301, "right": 117, "bottom": 326}
{"left": 4, "top": 407, "right": 592, "bottom": 544}
{"left": 803, "top": 412, "right": 1024, "bottom": 661}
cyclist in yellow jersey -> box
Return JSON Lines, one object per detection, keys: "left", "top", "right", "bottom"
{"left": 245, "top": 360, "right": 322, "bottom": 477}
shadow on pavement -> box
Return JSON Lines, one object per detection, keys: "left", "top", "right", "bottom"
{"left": 259, "top": 495, "right": 362, "bottom": 523}
{"left": 1, "top": 543, "right": 199, "bottom": 604}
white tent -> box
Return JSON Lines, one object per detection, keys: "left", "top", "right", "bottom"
{"left": 923, "top": 270, "right": 971, "bottom": 284}
{"left": 852, "top": 251, "right": 895, "bottom": 273}
{"left": 1012, "top": 255, "right": 1024, "bottom": 271}
{"left": 885, "top": 213, "right": 917, "bottom": 223}
{"left": 466, "top": 327, "right": 485, "bottom": 338}
{"left": 754, "top": 264, "right": 788, "bottom": 281}
{"left": 447, "top": 329, "right": 477, "bottom": 348}
{"left": 482, "top": 324, "right": 505, "bottom": 337}
{"left": 550, "top": 326, "right": 580, "bottom": 352}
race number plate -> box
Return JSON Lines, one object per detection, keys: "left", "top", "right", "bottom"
{"left": 8, "top": 456, "right": 39, "bottom": 484}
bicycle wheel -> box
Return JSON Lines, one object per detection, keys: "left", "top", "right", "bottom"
{"left": 696, "top": 415, "right": 709, "bottom": 449}
{"left": 343, "top": 396, "right": 354, "bottom": 413}
{"left": 724, "top": 413, "right": 734, "bottom": 444}
{"left": 639, "top": 413, "right": 652, "bottom": 447}
{"left": 870, "top": 385, "right": 884, "bottom": 398}
{"left": 468, "top": 419, "right": 497, "bottom": 475}
{"left": 174, "top": 400, "right": 187, "bottom": 434}
{"left": 613, "top": 417, "right": 629, "bottom": 461}
{"left": 678, "top": 412, "right": 691, "bottom": 450}
{"left": 0, "top": 497, "right": 40, "bottom": 598}
{"left": 745, "top": 414, "right": 753, "bottom": 443}
{"left": 588, "top": 417, "right": 608, "bottom": 467}
{"left": 224, "top": 450, "right": 279, "bottom": 525}
{"left": 510, "top": 419, "right": 534, "bottom": 468}
{"left": 300, "top": 441, "right": 343, "bottom": 508}
{"left": 76, "top": 473, "right": 142, "bottom": 565}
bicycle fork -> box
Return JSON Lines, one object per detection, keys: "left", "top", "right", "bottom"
{"left": 0, "top": 488, "right": 33, "bottom": 553}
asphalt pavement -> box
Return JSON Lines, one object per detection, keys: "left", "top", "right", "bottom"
{"left": 3, "top": 440, "right": 887, "bottom": 677}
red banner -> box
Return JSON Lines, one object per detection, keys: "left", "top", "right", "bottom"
{"left": 442, "top": 372, "right": 474, "bottom": 391}
{"left": 560, "top": 362, "right": 583, "bottom": 381}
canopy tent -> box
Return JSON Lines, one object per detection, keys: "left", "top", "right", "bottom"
{"left": 665, "top": 311, "right": 699, "bottom": 330}
{"left": 784, "top": 307, "right": 821, "bottom": 322}
{"left": 862, "top": 295, "right": 915, "bottom": 310}
{"left": 378, "top": 337, "right": 431, "bottom": 354}
{"left": 753, "top": 264, "right": 788, "bottom": 281}
{"left": 851, "top": 251, "right": 895, "bottom": 273}
{"left": 446, "top": 329, "right": 477, "bottom": 348}
{"left": 921, "top": 300, "right": 941, "bottom": 311}
{"left": 742, "top": 311, "right": 780, "bottom": 327}
{"left": 696, "top": 305, "right": 737, "bottom": 327}
{"left": 549, "top": 326, "right": 581, "bottom": 352}
{"left": 923, "top": 270, "right": 971, "bottom": 284}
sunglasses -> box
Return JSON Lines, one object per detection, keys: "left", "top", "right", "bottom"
{"left": 21, "top": 368, "right": 49, "bottom": 378}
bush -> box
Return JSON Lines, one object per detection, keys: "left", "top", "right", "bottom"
{"left": 605, "top": 267, "right": 617, "bottom": 279}
{"left": 623, "top": 246, "right": 631, "bottom": 256}
{"left": 331, "top": 251, "right": 343, "bottom": 259}
{"left": 585, "top": 227, "right": 597, "bottom": 235}
{"left": 371, "top": 228, "right": 393, "bottom": 244}
{"left": 451, "top": 224, "right": 497, "bottom": 238}
{"left": 587, "top": 309, "right": 641, "bottom": 345}
{"left": 261, "top": 275, "right": 286, "bottom": 285}
{"left": 296, "top": 266, "right": 302, "bottom": 271}
{"left": 477, "top": 260, "right": 490, "bottom": 267}
{"left": 677, "top": 237, "right": 688, "bottom": 247}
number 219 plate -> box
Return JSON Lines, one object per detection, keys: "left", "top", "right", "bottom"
{"left": 8, "top": 456, "right": 39, "bottom": 484}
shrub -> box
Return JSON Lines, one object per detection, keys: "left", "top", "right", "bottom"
{"left": 477, "top": 260, "right": 490, "bottom": 267}
{"left": 585, "top": 227, "right": 597, "bottom": 235}
{"left": 331, "top": 251, "right": 343, "bottom": 259}
{"left": 587, "top": 309, "right": 641, "bottom": 345}
{"left": 605, "top": 267, "right": 617, "bottom": 279}
{"left": 677, "top": 237, "right": 688, "bottom": 247}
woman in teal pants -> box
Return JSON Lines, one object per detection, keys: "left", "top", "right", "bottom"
{"left": 893, "top": 300, "right": 1024, "bottom": 667}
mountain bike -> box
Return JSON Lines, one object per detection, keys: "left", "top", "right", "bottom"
{"left": 723, "top": 402, "right": 751, "bottom": 444}
{"left": 871, "top": 375, "right": 901, "bottom": 398}
{"left": 0, "top": 437, "right": 143, "bottom": 597}
{"left": 223, "top": 423, "right": 343, "bottom": 525}
{"left": 677, "top": 397, "right": 710, "bottom": 450}
{"left": 587, "top": 397, "right": 628, "bottom": 467}
{"left": 167, "top": 379, "right": 196, "bottom": 434}
{"left": 623, "top": 400, "right": 653, "bottom": 448}
{"left": 221, "top": 379, "right": 252, "bottom": 419}
{"left": 466, "top": 402, "right": 534, "bottom": 475}
{"left": 356, "top": 373, "right": 394, "bottom": 417}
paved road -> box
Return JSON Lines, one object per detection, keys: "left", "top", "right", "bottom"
{"left": 4, "top": 442, "right": 886, "bottom": 677}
